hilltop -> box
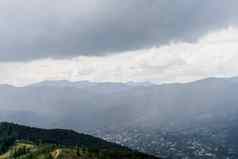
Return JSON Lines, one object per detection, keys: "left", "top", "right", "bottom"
{"left": 0, "top": 122, "right": 159, "bottom": 159}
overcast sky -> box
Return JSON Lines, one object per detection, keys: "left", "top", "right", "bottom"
{"left": 0, "top": 0, "right": 238, "bottom": 86}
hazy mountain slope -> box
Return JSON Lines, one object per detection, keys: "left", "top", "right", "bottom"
{"left": 0, "top": 77, "right": 238, "bottom": 131}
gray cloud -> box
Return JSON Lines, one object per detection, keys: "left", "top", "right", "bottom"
{"left": 0, "top": 0, "right": 238, "bottom": 61}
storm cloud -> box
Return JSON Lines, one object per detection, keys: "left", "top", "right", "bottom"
{"left": 0, "top": 0, "right": 238, "bottom": 61}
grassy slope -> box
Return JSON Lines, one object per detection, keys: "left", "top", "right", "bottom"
{"left": 0, "top": 141, "right": 154, "bottom": 159}
{"left": 0, "top": 142, "right": 77, "bottom": 159}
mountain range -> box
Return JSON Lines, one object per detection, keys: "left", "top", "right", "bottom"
{"left": 1, "top": 77, "right": 238, "bottom": 158}
{"left": 1, "top": 77, "right": 238, "bottom": 130}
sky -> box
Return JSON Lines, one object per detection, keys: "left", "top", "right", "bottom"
{"left": 0, "top": 0, "right": 238, "bottom": 86}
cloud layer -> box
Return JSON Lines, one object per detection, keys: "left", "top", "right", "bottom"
{"left": 0, "top": 0, "right": 238, "bottom": 61}
{"left": 1, "top": 27, "right": 238, "bottom": 86}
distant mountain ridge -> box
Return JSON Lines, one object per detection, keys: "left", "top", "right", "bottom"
{"left": 0, "top": 76, "right": 238, "bottom": 131}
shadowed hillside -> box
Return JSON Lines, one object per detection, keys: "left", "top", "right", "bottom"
{"left": 0, "top": 122, "right": 159, "bottom": 159}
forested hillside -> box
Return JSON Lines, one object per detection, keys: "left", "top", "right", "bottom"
{"left": 0, "top": 122, "right": 159, "bottom": 159}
